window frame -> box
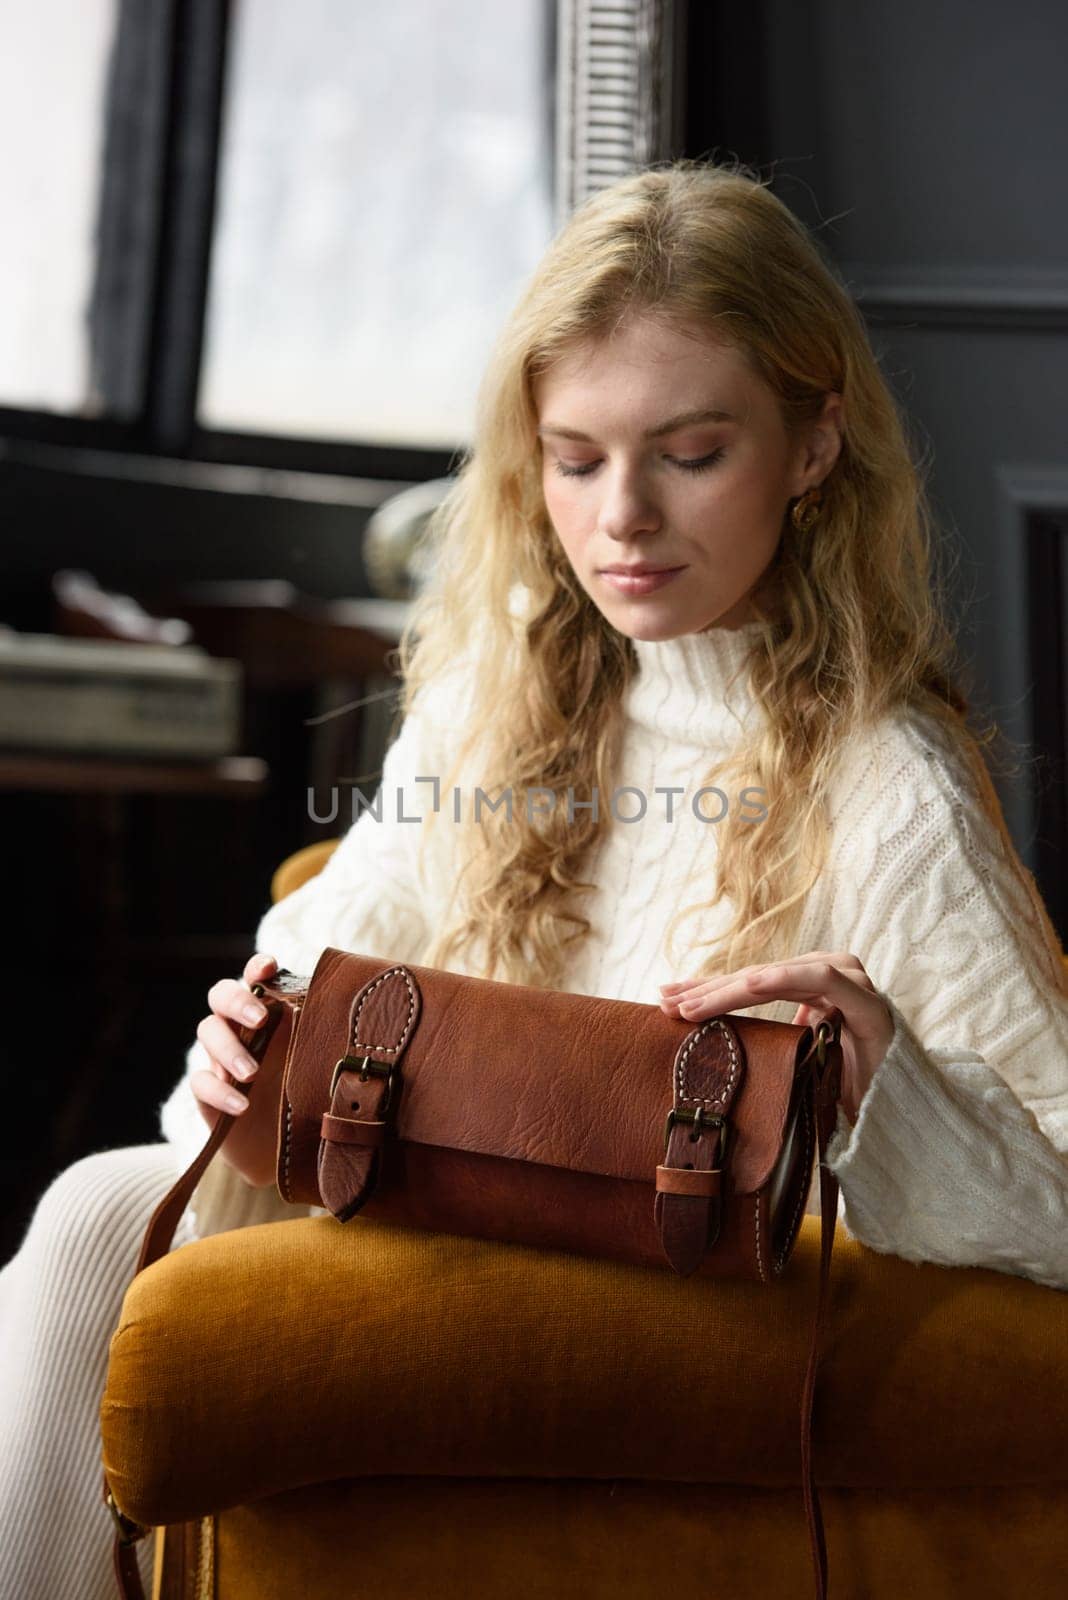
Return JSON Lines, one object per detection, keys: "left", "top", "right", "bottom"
{"left": 0, "top": 0, "right": 686, "bottom": 487}
{"left": 0, "top": 0, "right": 473, "bottom": 483}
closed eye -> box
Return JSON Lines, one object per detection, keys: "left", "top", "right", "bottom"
{"left": 671, "top": 449, "right": 727, "bottom": 474}
{"left": 552, "top": 448, "right": 727, "bottom": 480}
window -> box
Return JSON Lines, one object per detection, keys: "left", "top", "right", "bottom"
{"left": 198, "top": 0, "right": 556, "bottom": 449}
{"left": 0, "top": 1, "right": 684, "bottom": 467}
{"left": 0, "top": 1, "right": 121, "bottom": 415}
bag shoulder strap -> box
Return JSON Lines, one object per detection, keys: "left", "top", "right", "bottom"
{"left": 105, "top": 991, "right": 288, "bottom": 1596}
{"left": 804, "top": 1027, "right": 843, "bottom": 1599}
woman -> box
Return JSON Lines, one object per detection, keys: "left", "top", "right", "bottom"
{"left": 185, "top": 160, "right": 1068, "bottom": 1277}
{"left": 3, "top": 159, "right": 1067, "bottom": 1600}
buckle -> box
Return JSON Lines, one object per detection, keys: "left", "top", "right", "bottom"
{"left": 105, "top": 1487, "right": 149, "bottom": 1547}
{"left": 812, "top": 1017, "right": 839, "bottom": 1068}
{"left": 663, "top": 1107, "right": 726, "bottom": 1161}
{"left": 329, "top": 1055, "right": 395, "bottom": 1105}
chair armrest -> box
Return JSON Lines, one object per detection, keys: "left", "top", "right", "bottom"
{"left": 102, "top": 1213, "right": 1068, "bottom": 1529}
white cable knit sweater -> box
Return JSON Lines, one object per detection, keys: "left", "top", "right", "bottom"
{"left": 160, "top": 621, "right": 1068, "bottom": 1289}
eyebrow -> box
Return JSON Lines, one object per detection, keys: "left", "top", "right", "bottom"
{"left": 536, "top": 406, "right": 738, "bottom": 442}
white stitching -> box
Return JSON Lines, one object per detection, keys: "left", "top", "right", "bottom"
{"left": 282, "top": 968, "right": 416, "bottom": 1195}
{"left": 351, "top": 967, "right": 417, "bottom": 1054}
{"left": 754, "top": 1195, "right": 768, "bottom": 1283}
{"left": 279, "top": 1000, "right": 303, "bottom": 1202}
{"left": 675, "top": 1019, "right": 741, "bottom": 1109}
{"left": 281, "top": 1098, "right": 294, "bottom": 1201}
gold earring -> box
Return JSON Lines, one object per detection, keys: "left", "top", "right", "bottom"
{"left": 790, "top": 487, "right": 823, "bottom": 533}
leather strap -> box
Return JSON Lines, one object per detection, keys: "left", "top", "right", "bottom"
{"left": 320, "top": 1112, "right": 388, "bottom": 1147}
{"left": 104, "top": 991, "right": 289, "bottom": 1600}
{"left": 654, "top": 1164, "right": 722, "bottom": 1197}
{"left": 316, "top": 966, "right": 421, "bottom": 1221}
{"left": 654, "top": 1018, "right": 745, "bottom": 1273}
{"left": 107, "top": 1013, "right": 842, "bottom": 1600}
{"left": 802, "top": 1027, "right": 843, "bottom": 1600}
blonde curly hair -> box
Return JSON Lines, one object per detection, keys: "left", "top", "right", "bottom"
{"left": 393, "top": 158, "right": 1064, "bottom": 994}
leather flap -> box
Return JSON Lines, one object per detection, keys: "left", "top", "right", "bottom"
{"left": 280, "top": 948, "right": 813, "bottom": 1202}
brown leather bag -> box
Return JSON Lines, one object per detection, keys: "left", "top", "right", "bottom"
{"left": 106, "top": 947, "right": 845, "bottom": 1600}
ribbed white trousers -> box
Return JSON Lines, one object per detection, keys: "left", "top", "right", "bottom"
{"left": 0, "top": 1144, "right": 195, "bottom": 1600}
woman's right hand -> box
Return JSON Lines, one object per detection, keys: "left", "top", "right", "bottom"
{"left": 190, "top": 951, "right": 283, "bottom": 1187}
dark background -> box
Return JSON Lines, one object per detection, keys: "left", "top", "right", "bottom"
{"left": 3, "top": 0, "right": 1066, "bottom": 1262}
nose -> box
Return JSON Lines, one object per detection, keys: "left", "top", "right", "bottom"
{"left": 596, "top": 463, "right": 663, "bottom": 542}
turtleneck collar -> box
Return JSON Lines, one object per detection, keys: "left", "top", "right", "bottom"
{"left": 626, "top": 620, "right": 765, "bottom": 747}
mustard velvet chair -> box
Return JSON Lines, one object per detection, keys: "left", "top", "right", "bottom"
{"left": 100, "top": 847, "right": 1068, "bottom": 1599}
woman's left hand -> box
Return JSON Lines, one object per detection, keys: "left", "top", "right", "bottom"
{"left": 659, "top": 951, "right": 895, "bottom": 1126}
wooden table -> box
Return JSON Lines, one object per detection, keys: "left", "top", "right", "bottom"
{"left": 0, "top": 752, "right": 267, "bottom": 796}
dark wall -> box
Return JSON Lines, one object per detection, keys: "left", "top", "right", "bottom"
{"left": 688, "top": 0, "right": 1068, "bottom": 935}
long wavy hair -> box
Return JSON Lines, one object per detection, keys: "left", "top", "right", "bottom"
{"left": 393, "top": 158, "right": 1065, "bottom": 995}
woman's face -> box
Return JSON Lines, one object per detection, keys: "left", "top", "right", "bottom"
{"left": 534, "top": 313, "right": 842, "bottom": 639}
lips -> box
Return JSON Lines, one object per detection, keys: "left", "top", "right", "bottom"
{"left": 598, "top": 565, "right": 687, "bottom": 596}
{"left": 598, "top": 565, "right": 684, "bottom": 576}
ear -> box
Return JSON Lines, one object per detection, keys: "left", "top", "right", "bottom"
{"left": 791, "top": 392, "right": 844, "bottom": 495}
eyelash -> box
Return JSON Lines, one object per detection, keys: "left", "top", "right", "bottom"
{"left": 552, "top": 449, "right": 726, "bottom": 480}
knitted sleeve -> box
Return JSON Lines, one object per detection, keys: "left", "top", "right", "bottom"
{"left": 157, "top": 668, "right": 461, "bottom": 1238}
{"left": 817, "top": 712, "right": 1068, "bottom": 1290}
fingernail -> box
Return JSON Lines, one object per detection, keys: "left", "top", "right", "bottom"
{"left": 243, "top": 1004, "right": 266, "bottom": 1025}
{"left": 223, "top": 1090, "right": 247, "bottom": 1114}
{"left": 231, "top": 1054, "right": 257, "bottom": 1080}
